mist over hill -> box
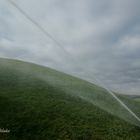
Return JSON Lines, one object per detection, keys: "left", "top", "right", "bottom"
{"left": 0, "top": 58, "right": 140, "bottom": 140}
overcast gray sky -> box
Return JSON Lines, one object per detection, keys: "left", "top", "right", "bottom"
{"left": 0, "top": 0, "right": 140, "bottom": 94}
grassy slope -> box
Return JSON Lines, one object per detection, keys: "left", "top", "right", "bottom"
{"left": 133, "top": 97, "right": 140, "bottom": 102}
{"left": 117, "top": 94, "right": 140, "bottom": 117}
{"left": 126, "top": 95, "right": 140, "bottom": 102}
{"left": 135, "top": 98, "right": 140, "bottom": 102}
{"left": 116, "top": 94, "right": 140, "bottom": 120}
{"left": 0, "top": 58, "right": 140, "bottom": 140}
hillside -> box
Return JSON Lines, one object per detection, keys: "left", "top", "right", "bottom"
{"left": 0, "top": 58, "right": 140, "bottom": 140}
{"left": 135, "top": 98, "right": 140, "bottom": 102}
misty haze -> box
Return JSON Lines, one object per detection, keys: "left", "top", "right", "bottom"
{"left": 0, "top": 0, "right": 140, "bottom": 139}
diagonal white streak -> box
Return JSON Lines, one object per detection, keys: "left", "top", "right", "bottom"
{"left": 7, "top": 0, "right": 140, "bottom": 125}
{"left": 7, "top": 0, "right": 69, "bottom": 56}
{"left": 95, "top": 78, "right": 140, "bottom": 122}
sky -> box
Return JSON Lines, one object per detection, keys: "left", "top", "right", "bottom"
{"left": 0, "top": 0, "right": 140, "bottom": 94}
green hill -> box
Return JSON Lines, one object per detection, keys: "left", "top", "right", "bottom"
{"left": 126, "top": 95, "right": 140, "bottom": 102}
{"left": 135, "top": 98, "right": 140, "bottom": 102}
{"left": 0, "top": 58, "right": 140, "bottom": 140}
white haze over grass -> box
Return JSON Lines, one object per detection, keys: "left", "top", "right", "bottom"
{"left": 0, "top": 0, "right": 140, "bottom": 94}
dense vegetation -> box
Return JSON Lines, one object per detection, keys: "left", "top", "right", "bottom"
{"left": 135, "top": 98, "right": 140, "bottom": 102}
{"left": 0, "top": 58, "right": 140, "bottom": 140}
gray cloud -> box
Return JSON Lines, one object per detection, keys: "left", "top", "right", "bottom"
{"left": 0, "top": 0, "right": 140, "bottom": 94}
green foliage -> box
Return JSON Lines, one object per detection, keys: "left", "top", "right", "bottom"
{"left": 135, "top": 98, "right": 140, "bottom": 102}
{"left": 0, "top": 58, "right": 140, "bottom": 140}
